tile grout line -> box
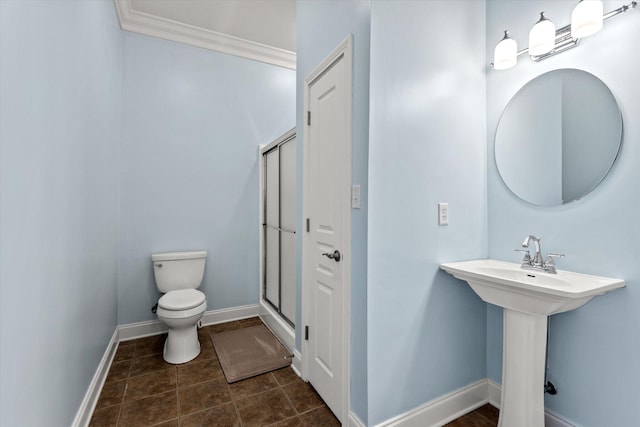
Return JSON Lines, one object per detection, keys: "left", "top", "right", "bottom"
{"left": 116, "top": 338, "right": 179, "bottom": 426}
{"left": 270, "top": 373, "right": 327, "bottom": 424}
{"left": 231, "top": 379, "right": 302, "bottom": 426}
{"left": 227, "top": 380, "right": 245, "bottom": 427}
{"left": 149, "top": 419, "right": 179, "bottom": 427}
{"left": 228, "top": 379, "right": 290, "bottom": 403}
{"left": 175, "top": 401, "right": 236, "bottom": 423}
{"left": 223, "top": 348, "right": 244, "bottom": 427}
{"left": 263, "top": 384, "right": 327, "bottom": 427}
{"left": 279, "top": 375, "right": 327, "bottom": 417}
{"left": 174, "top": 365, "right": 180, "bottom": 427}
{"left": 207, "top": 329, "right": 250, "bottom": 427}
{"left": 279, "top": 382, "right": 299, "bottom": 415}
{"left": 475, "top": 407, "right": 499, "bottom": 426}
{"left": 269, "top": 383, "right": 300, "bottom": 426}
{"left": 115, "top": 341, "right": 134, "bottom": 427}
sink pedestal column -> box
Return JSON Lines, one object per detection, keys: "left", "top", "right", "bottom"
{"left": 498, "top": 309, "right": 547, "bottom": 427}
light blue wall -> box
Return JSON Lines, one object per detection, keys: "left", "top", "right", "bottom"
{"left": 367, "top": 1, "right": 487, "bottom": 424}
{"left": 119, "top": 33, "right": 296, "bottom": 324}
{"left": 0, "top": 1, "right": 121, "bottom": 425}
{"left": 487, "top": 1, "right": 640, "bottom": 425}
{"left": 296, "top": 0, "right": 371, "bottom": 422}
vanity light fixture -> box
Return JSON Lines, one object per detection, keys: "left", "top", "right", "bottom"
{"left": 494, "top": 31, "right": 518, "bottom": 70}
{"left": 491, "top": 0, "right": 637, "bottom": 70}
{"left": 572, "top": 0, "right": 604, "bottom": 38}
{"left": 529, "top": 12, "right": 556, "bottom": 56}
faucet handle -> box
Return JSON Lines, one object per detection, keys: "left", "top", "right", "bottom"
{"left": 543, "top": 253, "right": 564, "bottom": 273}
{"left": 514, "top": 248, "right": 532, "bottom": 264}
{"left": 545, "top": 253, "right": 564, "bottom": 262}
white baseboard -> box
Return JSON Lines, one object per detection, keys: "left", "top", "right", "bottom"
{"left": 545, "top": 409, "right": 576, "bottom": 427}
{"left": 348, "top": 411, "right": 367, "bottom": 427}
{"left": 376, "top": 379, "right": 488, "bottom": 427}
{"left": 71, "top": 329, "right": 119, "bottom": 427}
{"left": 202, "top": 304, "right": 260, "bottom": 326}
{"left": 259, "top": 301, "right": 295, "bottom": 353}
{"left": 118, "top": 304, "right": 260, "bottom": 341}
{"left": 487, "top": 379, "right": 501, "bottom": 408}
{"left": 291, "top": 349, "right": 303, "bottom": 378}
{"left": 486, "top": 379, "right": 575, "bottom": 427}
{"left": 118, "top": 318, "right": 168, "bottom": 341}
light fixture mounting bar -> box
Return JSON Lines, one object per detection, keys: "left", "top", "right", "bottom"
{"left": 604, "top": 0, "right": 637, "bottom": 20}
{"left": 528, "top": 23, "right": 577, "bottom": 62}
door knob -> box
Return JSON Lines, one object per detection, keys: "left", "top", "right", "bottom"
{"left": 322, "top": 250, "right": 341, "bottom": 262}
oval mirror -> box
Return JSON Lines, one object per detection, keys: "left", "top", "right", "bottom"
{"left": 495, "top": 69, "right": 622, "bottom": 206}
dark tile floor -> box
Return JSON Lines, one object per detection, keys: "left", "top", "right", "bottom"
{"left": 91, "top": 316, "right": 497, "bottom": 426}
{"left": 444, "top": 403, "right": 499, "bottom": 427}
{"left": 90, "top": 317, "right": 340, "bottom": 427}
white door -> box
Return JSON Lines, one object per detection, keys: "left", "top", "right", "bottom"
{"left": 304, "top": 40, "right": 351, "bottom": 422}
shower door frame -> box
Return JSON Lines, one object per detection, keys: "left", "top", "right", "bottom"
{"left": 258, "top": 128, "right": 297, "bottom": 352}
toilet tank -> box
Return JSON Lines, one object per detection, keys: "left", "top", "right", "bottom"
{"left": 152, "top": 251, "right": 207, "bottom": 293}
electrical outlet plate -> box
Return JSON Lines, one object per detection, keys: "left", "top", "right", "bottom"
{"left": 352, "top": 185, "right": 361, "bottom": 209}
{"left": 438, "top": 202, "right": 448, "bottom": 225}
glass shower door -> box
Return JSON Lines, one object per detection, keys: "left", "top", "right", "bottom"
{"left": 263, "top": 136, "right": 296, "bottom": 327}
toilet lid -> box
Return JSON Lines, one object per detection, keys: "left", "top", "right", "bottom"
{"left": 158, "top": 289, "right": 206, "bottom": 311}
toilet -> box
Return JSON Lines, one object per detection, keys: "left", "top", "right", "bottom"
{"left": 152, "top": 251, "right": 207, "bottom": 364}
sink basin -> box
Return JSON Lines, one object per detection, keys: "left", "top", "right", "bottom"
{"left": 440, "top": 259, "right": 624, "bottom": 427}
{"left": 440, "top": 259, "right": 624, "bottom": 315}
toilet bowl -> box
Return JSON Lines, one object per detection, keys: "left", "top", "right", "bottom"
{"left": 156, "top": 289, "right": 206, "bottom": 364}
{"left": 152, "top": 251, "right": 208, "bottom": 364}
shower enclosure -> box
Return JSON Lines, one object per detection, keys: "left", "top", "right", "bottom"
{"left": 259, "top": 129, "right": 296, "bottom": 349}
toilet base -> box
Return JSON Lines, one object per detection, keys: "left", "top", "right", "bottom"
{"left": 163, "top": 324, "right": 201, "bottom": 364}
{"left": 156, "top": 300, "right": 206, "bottom": 364}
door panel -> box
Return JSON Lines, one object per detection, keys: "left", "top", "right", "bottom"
{"left": 280, "top": 140, "right": 296, "bottom": 231}
{"left": 280, "top": 231, "right": 296, "bottom": 322}
{"left": 265, "top": 150, "right": 279, "bottom": 227}
{"left": 306, "top": 54, "right": 347, "bottom": 419}
{"left": 315, "top": 281, "right": 333, "bottom": 374}
{"left": 265, "top": 227, "right": 279, "bottom": 306}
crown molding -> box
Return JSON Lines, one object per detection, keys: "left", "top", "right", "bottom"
{"left": 113, "top": 0, "right": 296, "bottom": 70}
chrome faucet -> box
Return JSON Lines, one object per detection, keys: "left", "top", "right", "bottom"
{"left": 516, "top": 234, "right": 564, "bottom": 274}
{"left": 522, "top": 235, "right": 543, "bottom": 267}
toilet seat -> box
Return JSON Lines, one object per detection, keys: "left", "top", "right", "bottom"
{"left": 159, "top": 289, "right": 205, "bottom": 311}
{"left": 156, "top": 300, "right": 206, "bottom": 320}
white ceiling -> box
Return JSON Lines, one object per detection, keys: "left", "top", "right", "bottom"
{"left": 129, "top": 0, "right": 296, "bottom": 52}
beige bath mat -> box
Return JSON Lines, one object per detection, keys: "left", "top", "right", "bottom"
{"left": 211, "top": 324, "right": 292, "bottom": 383}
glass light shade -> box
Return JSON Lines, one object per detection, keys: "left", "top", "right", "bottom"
{"left": 529, "top": 13, "right": 556, "bottom": 56}
{"left": 494, "top": 32, "right": 518, "bottom": 70}
{"left": 571, "top": 0, "right": 604, "bottom": 38}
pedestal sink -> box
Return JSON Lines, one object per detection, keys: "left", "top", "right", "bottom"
{"left": 440, "top": 259, "right": 624, "bottom": 427}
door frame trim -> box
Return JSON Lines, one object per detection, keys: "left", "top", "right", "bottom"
{"left": 301, "top": 34, "right": 353, "bottom": 423}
